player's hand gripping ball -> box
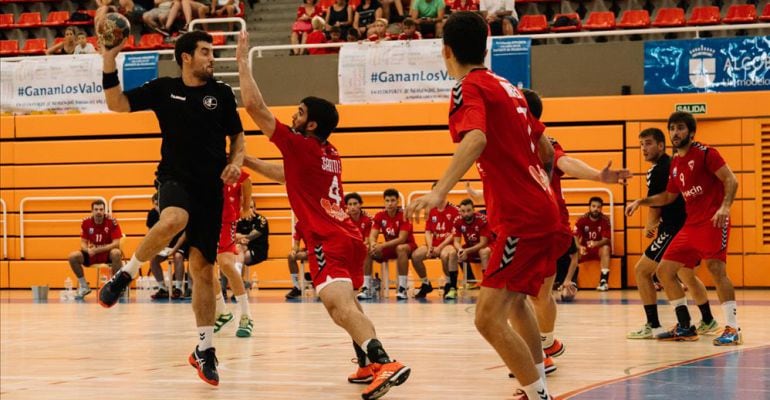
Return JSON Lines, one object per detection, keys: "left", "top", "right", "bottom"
{"left": 97, "top": 13, "right": 130, "bottom": 49}
{"left": 560, "top": 283, "right": 577, "bottom": 302}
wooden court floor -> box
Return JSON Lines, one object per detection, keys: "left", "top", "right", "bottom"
{"left": 1, "top": 289, "right": 768, "bottom": 400}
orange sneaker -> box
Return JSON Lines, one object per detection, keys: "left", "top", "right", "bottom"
{"left": 361, "top": 361, "right": 410, "bottom": 400}
{"left": 348, "top": 363, "right": 376, "bottom": 384}
{"left": 544, "top": 356, "right": 556, "bottom": 375}
{"left": 543, "top": 338, "right": 565, "bottom": 358}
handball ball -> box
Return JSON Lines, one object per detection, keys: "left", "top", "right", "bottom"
{"left": 97, "top": 13, "right": 131, "bottom": 49}
{"left": 560, "top": 284, "right": 577, "bottom": 302}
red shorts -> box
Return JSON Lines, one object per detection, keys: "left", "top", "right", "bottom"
{"left": 307, "top": 235, "right": 366, "bottom": 292}
{"left": 579, "top": 247, "right": 600, "bottom": 262}
{"left": 547, "top": 231, "right": 573, "bottom": 277}
{"left": 481, "top": 230, "right": 565, "bottom": 297}
{"left": 217, "top": 220, "right": 237, "bottom": 254}
{"left": 376, "top": 242, "right": 417, "bottom": 262}
{"left": 81, "top": 250, "right": 109, "bottom": 266}
{"left": 663, "top": 223, "right": 729, "bottom": 267}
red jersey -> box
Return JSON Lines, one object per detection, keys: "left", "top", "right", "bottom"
{"left": 548, "top": 137, "right": 570, "bottom": 229}
{"left": 666, "top": 142, "right": 726, "bottom": 227}
{"left": 373, "top": 208, "right": 416, "bottom": 244}
{"left": 397, "top": 31, "right": 422, "bottom": 40}
{"left": 425, "top": 204, "right": 460, "bottom": 247}
{"left": 453, "top": 212, "right": 492, "bottom": 247}
{"left": 292, "top": 221, "right": 306, "bottom": 243}
{"left": 296, "top": 5, "right": 323, "bottom": 20}
{"left": 271, "top": 120, "right": 362, "bottom": 244}
{"left": 350, "top": 212, "right": 373, "bottom": 240}
{"left": 574, "top": 214, "right": 611, "bottom": 247}
{"left": 451, "top": 0, "right": 478, "bottom": 11}
{"left": 448, "top": 68, "right": 560, "bottom": 238}
{"left": 81, "top": 215, "right": 122, "bottom": 246}
{"left": 222, "top": 170, "right": 249, "bottom": 224}
{"left": 367, "top": 33, "right": 394, "bottom": 41}
{"left": 306, "top": 30, "right": 327, "bottom": 55}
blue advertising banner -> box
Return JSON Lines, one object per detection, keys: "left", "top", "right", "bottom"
{"left": 122, "top": 52, "right": 159, "bottom": 91}
{"left": 489, "top": 37, "right": 531, "bottom": 88}
{"left": 645, "top": 36, "right": 770, "bottom": 94}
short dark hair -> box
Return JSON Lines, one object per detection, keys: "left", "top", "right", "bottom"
{"left": 301, "top": 96, "right": 339, "bottom": 142}
{"left": 347, "top": 29, "right": 360, "bottom": 40}
{"left": 344, "top": 192, "right": 363, "bottom": 204}
{"left": 521, "top": 89, "right": 543, "bottom": 120}
{"left": 403, "top": 17, "right": 416, "bottom": 27}
{"left": 91, "top": 199, "right": 106, "bottom": 209}
{"left": 442, "top": 12, "right": 487, "bottom": 66}
{"left": 329, "top": 25, "right": 341, "bottom": 34}
{"left": 668, "top": 111, "right": 696, "bottom": 134}
{"left": 588, "top": 196, "right": 603, "bottom": 206}
{"left": 639, "top": 128, "right": 666, "bottom": 148}
{"left": 459, "top": 198, "right": 474, "bottom": 207}
{"left": 383, "top": 188, "right": 399, "bottom": 199}
{"left": 175, "top": 30, "right": 213, "bottom": 67}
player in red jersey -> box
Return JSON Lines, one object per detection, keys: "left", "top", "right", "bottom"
{"left": 67, "top": 199, "right": 123, "bottom": 299}
{"left": 626, "top": 111, "right": 741, "bottom": 346}
{"left": 213, "top": 169, "right": 254, "bottom": 338}
{"left": 407, "top": 12, "right": 562, "bottom": 399}
{"left": 450, "top": 198, "right": 491, "bottom": 299}
{"left": 238, "top": 31, "right": 409, "bottom": 400}
{"left": 369, "top": 188, "right": 427, "bottom": 300}
{"left": 412, "top": 183, "right": 460, "bottom": 299}
{"left": 573, "top": 197, "right": 612, "bottom": 291}
{"left": 344, "top": 192, "right": 377, "bottom": 300}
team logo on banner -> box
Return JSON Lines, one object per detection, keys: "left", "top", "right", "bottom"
{"left": 689, "top": 45, "right": 716, "bottom": 89}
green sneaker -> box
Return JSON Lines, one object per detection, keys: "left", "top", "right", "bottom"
{"left": 444, "top": 287, "right": 457, "bottom": 300}
{"left": 697, "top": 319, "right": 719, "bottom": 335}
{"left": 236, "top": 316, "right": 254, "bottom": 338}
{"left": 627, "top": 323, "right": 666, "bottom": 339}
{"left": 213, "top": 312, "right": 233, "bottom": 333}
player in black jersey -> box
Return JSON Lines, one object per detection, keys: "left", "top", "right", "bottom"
{"left": 627, "top": 128, "right": 717, "bottom": 339}
{"left": 97, "top": 31, "right": 245, "bottom": 386}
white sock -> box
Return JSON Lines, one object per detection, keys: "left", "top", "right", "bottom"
{"left": 215, "top": 293, "right": 227, "bottom": 315}
{"left": 722, "top": 301, "right": 738, "bottom": 329}
{"left": 78, "top": 277, "right": 88, "bottom": 287}
{"left": 601, "top": 268, "right": 610, "bottom": 275}
{"left": 236, "top": 294, "right": 250, "bottom": 317}
{"left": 671, "top": 296, "right": 687, "bottom": 309}
{"left": 535, "top": 361, "right": 546, "bottom": 383}
{"left": 291, "top": 273, "right": 299, "bottom": 289}
{"left": 235, "top": 262, "right": 243, "bottom": 274}
{"left": 398, "top": 275, "right": 408, "bottom": 289}
{"left": 541, "top": 331, "right": 554, "bottom": 349}
{"left": 173, "top": 280, "right": 182, "bottom": 290}
{"left": 198, "top": 326, "right": 214, "bottom": 351}
{"left": 421, "top": 277, "right": 430, "bottom": 284}
{"left": 122, "top": 255, "right": 142, "bottom": 278}
{"left": 157, "top": 280, "right": 167, "bottom": 290}
{"left": 364, "top": 275, "right": 372, "bottom": 288}
{"left": 522, "top": 378, "right": 549, "bottom": 400}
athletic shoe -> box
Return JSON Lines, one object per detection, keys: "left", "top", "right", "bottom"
{"left": 413, "top": 282, "right": 433, "bottom": 299}
{"left": 75, "top": 285, "right": 92, "bottom": 299}
{"left": 596, "top": 280, "right": 608, "bottom": 292}
{"left": 361, "top": 361, "right": 410, "bottom": 400}
{"left": 357, "top": 287, "right": 372, "bottom": 300}
{"left": 188, "top": 346, "right": 219, "bottom": 386}
{"left": 98, "top": 271, "right": 133, "bottom": 308}
{"left": 150, "top": 287, "right": 169, "bottom": 300}
{"left": 396, "top": 286, "right": 408, "bottom": 300}
{"left": 285, "top": 287, "right": 302, "bottom": 299}
{"left": 236, "top": 316, "right": 253, "bottom": 338}
{"left": 713, "top": 326, "right": 742, "bottom": 346}
{"left": 213, "top": 312, "right": 234, "bottom": 333}
{"left": 509, "top": 357, "right": 556, "bottom": 379}
{"left": 348, "top": 362, "right": 376, "bottom": 384}
{"left": 170, "top": 288, "right": 183, "bottom": 300}
{"left": 627, "top": 323, "right": 666, "bottom": 339}
{"left": 543, "top": 338, "right": 565, "bottom": 358}
{"left": 444, "top": 287, "right": 457, "bottom": 300}
{"left": 656, "top": 324, "right": 698, "bottom": 341}
{"left": 696, "top": 319, "right": 720, "bottom": 335}
{"left": 512, "top": 389, "right": 553, "bottom": 400}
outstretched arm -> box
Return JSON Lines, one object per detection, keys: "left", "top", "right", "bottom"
{"left": 557, "top": 157, "right": 631, "bottom": 184}
{"left": 102, "top": 39, "right": 131, "bottom": 112}
{"left": 243, "top": 155, "right": 285, "bottom": 183}
{"left": 236, "top": 31, "right": 276, "bottom": 137}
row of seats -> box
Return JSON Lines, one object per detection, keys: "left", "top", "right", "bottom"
{"left": 0, "top": 10, "right": 94, "bottom": 29}
{"left": 0, "top": 31, "right": 226, "bottom": 55}
{"left": 518, "top": 4, "right": 770, "bottom": 34}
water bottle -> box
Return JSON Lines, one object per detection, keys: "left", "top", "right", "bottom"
{"left": 61, "top": 277, "right": 74, "bottom": 300}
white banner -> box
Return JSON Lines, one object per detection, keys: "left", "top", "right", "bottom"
{"left": 338, "top": 39, "right": 455, "bottom": 104}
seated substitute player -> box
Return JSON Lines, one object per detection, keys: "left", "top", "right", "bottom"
{"left": 286, "top": 221, "right": 309, "bottom": 299}
{"left": 236, "top": 201, "right": 270, "bottom": 286}
{"left": 450, "top": 198, "right": 492, "bottom": 300}
{"left": 67, "top": 199, "right": 123, "bottom": 299}
{"left": 574, "top": 197, "right": 612, "bottom": 291}
{"left": 344, "top": 193, "right": 376, "bottom": 300}
{"left": 369, "top": 188, "right": 428, "bottom": 300}
{"left": 411, "top": 183, "right": 459, "bottom": 299}
{"left": 146, "top": 193, "right": 188, "bottom": 300}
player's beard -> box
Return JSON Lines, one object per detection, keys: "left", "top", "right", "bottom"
{"left": 673, "top": 133, "right": 692, "bottom": 149}
{"left": 590, "top": 211, "right": 600, "bottom": 219}
{"left": 463, "top": 216, "right": 473, "bottom": 223}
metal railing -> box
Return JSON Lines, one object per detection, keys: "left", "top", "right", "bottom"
{"left": 19, "top": 196, "right": 107, "bottom": 259}
{"left": 0, "top": 198, "right": 7, "bottom": 259}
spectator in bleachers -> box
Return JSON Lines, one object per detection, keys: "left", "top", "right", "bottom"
{"left": 306, "top": 15, "right": 328, "bottom": 54}
{"left": 574, "top": 196, "right": 612, "bottom": 291}
{"left": 346, "top": 27, "right": 361, "bottom": 41}
{"left": 381, "top": 0, "right": 406, "bottom": 25}
{"left": 325, "top": 0, "right": 352, "bottom": 38}
{"left": 286, "top": 221, "right": 308, "bottom": 299}
{"left": 450, "top": 0, "right": 478, "bottom": 12}
{"left": 291, "top": 0, "right": 323, "bottom": 55}
{"left": 352, "top": 0, "right": 382, "bottom": 36}
{"left": 326, "top": 25, "right": 344, "bottom": 52}
{"left": 74, "top": 30, "right": 96, "bottom": 54}
{"left": 161, "top": 0, "right": 208, "bottom": 35}
{"left": 480, "top": 0, "right": 516, "bottom": 36}
{"left": 236, "top": 202, "right": 269, "bottom": 285}
{"left": 146, "top": 193, "right": 188, "bottom": 300}
{"left": 143, "top": 0, "right": 174, "bottom": 34}
{"left": 202, "top": 0, "right": 240, "bottom": 32}
{"left": 367, "top": 17, "right": 392, "bottom": 40}
{"left": 409, "top": 0, "right": 445, "bottom": 37}
{"left": 67, "top": 200, "right": 123, "bottom": 299}
{"left": 397, "top": 17, "right": 422, "bottom": 39}
{"left": 46, "top": 26, "right": 77, "bottom": 55}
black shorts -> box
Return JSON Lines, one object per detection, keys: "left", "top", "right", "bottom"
{"left": 156, "top": 178, "right": 223, "bottom": 264}
{"left": 644, "top": 225, "right": 681, "bottom": 263}
{"left": 245, "top": 246, "right": 268, "bottom": 266}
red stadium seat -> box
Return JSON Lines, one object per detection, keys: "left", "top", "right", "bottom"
{"left": 43, "top": 10, "right": 69, "bottom": 26}
{"left": 234, "top": 1, "right": 245, "bottom": 18}
{"left": 0, "top": 13, "right": 14, "bottom": 28}
{"left": 123, "top": 35, "right": 136, "bottom": 50}
{"left": 618, "top": 9, "right": 650, "bottom": 29}
{"left": 551, "top": 12, "right": 581, "bottom": 32}
{"left": 0, "top": 39, "right": 19, "bottom": 56}
{"left": 211, "top": 31, "right": 226, "bottom": 46}
{"left": 723, "top": 4, "right": 757, "bottom": 24}
{"left": 19, "top": 38, "right": 46, "bottom": 54}
{"left": 517, "top": 14, "right": 549, "bottom": 34}
{"left": 761, "top": 4, "right": 770, "bottom": 22}
{"left": 15, "top": 12, "right": 43, "bottom": 27}
{"left": 584, "top": 11, "right": 616, "bottom": 30}
{"left": 652, "top": 7, "right": 685, "bottom": 27}
{"left": 688, "top": 6, "right": 720, "bottom": 26}
{"left": 53, "top": 37, "right": 63, "bottom": 45}
{"left": 137, "top": 33, "right": 164, "bottom": 50}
